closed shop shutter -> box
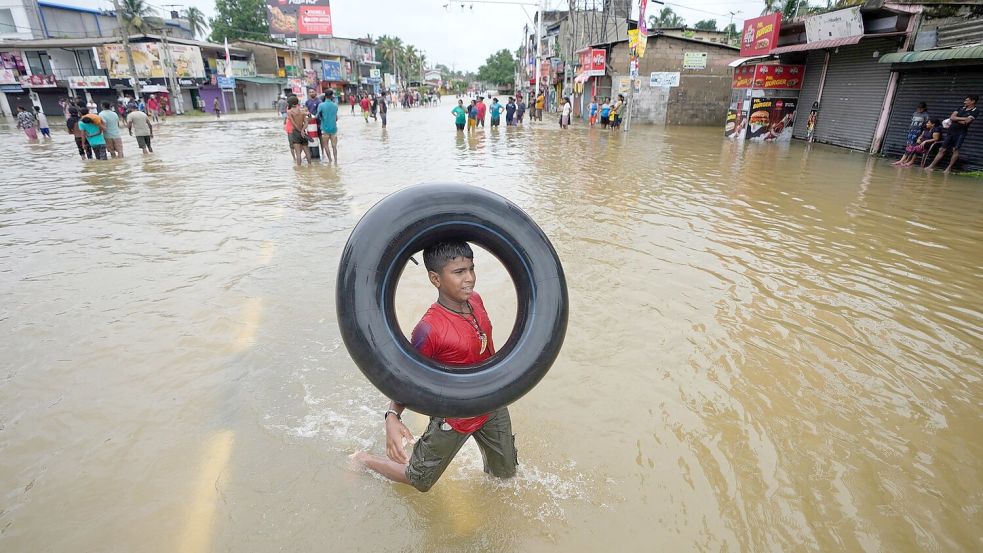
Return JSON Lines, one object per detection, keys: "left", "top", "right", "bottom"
{"left": 792, "top": 50, "right": 826, "bottom": 139}
{"left": 881, "top": 66, "right": 983, "bottom": 171}
{"left": 809, "top": 38, "right": 898, "bottom": 150}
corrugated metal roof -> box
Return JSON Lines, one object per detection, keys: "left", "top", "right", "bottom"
{"left": 771, "top": 32, "right": 905, "bottom": 54}
{"left": 879, "top": 44, "right": 983, "bottom": 63}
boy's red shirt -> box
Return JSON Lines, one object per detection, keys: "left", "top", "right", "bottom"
{"left": 411, "top": 292, "right": 495, "bottom": 434}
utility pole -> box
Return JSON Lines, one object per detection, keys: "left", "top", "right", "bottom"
{"left": 111, "top": 0, "right": 141, "bottom": 97}
{"left": 534, "top": 0, "right": 544, "bottom": 100}
{"left": 157, "top": 24, "right": 185, "bottom": 114}
{"left": 727, "top": 11, "right": 741, "bottom": 44}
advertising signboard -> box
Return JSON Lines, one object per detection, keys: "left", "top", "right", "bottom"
{"left": 18, "top": 74, "right": 57, "bottom": 87}
{"left": 216, "top": 59, "right": 256, "bottom": 77}
{"left": 68, "top": 75, "right": 110, "bottom": 88}
{"left": 1, "top": 51, "right": 26, "bottom": 72}
{"left": 724, "top": 102, "right": 744, "bottom": 138}
{"left": 322, "top": 60, "right": 342, "bottom": 81}
{"left": 266, "top": 0, "right": 333, "bottom": 38}
{"left": 746, "top": 97, "right": 797, "bottom": 142}
{"left": 577, "top": 48, "right": 605, "bottom": 77}
{"left": 101, "top": 43, "right": 205, "bottom": 79}
{"left": 217, "top": 76, "right": 236, "bottom": 89}
{"left": 751, "top": 64, "right": 805, "bottom": 90}
{"left": 649, "top": 72, "right": 680, "bottom": 88}
{"left": 739, "top": 13, "right": 781, "bottom": 57}
{"left": 732, "top": 65, "right": 754, "bottom": 89}
{"left": 806, "top": 7, "right": 863, "bottom": 43}
{"left": 683, "top": 52, "right": 707, "bottom": 70}
{"left": 0, "top": 68, "right": 16, "bottom": 84}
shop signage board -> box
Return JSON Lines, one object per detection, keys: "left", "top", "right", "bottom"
{"left": 322, "top": 60, "right": 342, "bottom": 81}
{"left": 683, "top": 52, "right": 707, "bottom": 70}
{"left": 739, "top": 13, "right": 781, "bottom": 57}
{"left": 752, "top": 64, "right": 805, "bottom": 89}
{"left": 68, "top": 75, "right": 110, "bottom": 88}
{"left": 806, "top": 7, "right": 863, "bottom": 43}
{"left": 217, "top": 76, "right": 236, "bottom": 89}
{"left": 577, "top": 48, "right": 606, "bottom": 77}
{"left": 216, "top": 59, "right": 256, "bottom": 77}
{"left": 746, "top": 97, "right": 797, "bottom": 142}
{"left": 0, "top": 84, "right": 24, "bottom": 93}
{"left": 18, "top": 74, "right": 57, "bottom": 87}
{"left": 266, "top": 0, "right": 333, "bottom": 38}
{"left": 732, "top": 65, "right": 754, "bottom": 88}
{"left": 649, "top": 71, "right": 680, "bottom": 88}
{"left": 0, "top": 68, "right": 16, "bottom": 84}
{"left": 288, "top": 78, "right": 303, "bottom": 94}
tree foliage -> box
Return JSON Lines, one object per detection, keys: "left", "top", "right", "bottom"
{"left": 209, "top": 0, "right": 269, "bottom": 43}
{"left": 649, "top": 7, "right": 685, "bottom": 29}
{"left": 477, "top": 49, "right": 515, "bottom": 86}
{"left": 183, "top": 7, "right": 208, "bottom": 40}
{"left": 694, "top": 19, "right": 717, "bottom": 31}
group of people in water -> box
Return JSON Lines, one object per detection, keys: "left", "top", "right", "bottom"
{"left": 449, "top": 92, "right": 628, "bottom": 132}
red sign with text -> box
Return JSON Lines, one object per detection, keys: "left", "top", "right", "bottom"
{"left": 578, "top": 48, "right": 606, "bottom": 77}
{"left": 739, "top": 13, "right": 781, "bottom": 57}
{"left": 732, "top": 65, "right": 755, "bottom": 89}
{"left": 752, "top": 64, "right": 805, "bottom": 89}
{"left": 298, "top": 5, "right": 332, "bottom": 36}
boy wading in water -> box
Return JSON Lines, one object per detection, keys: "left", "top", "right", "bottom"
{"left": 353, "top": 241, "right": 518, "bottom": 492}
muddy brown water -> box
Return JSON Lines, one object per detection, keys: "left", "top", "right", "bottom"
{"left": 1, "top": 106, "right": 981, "bottom": 552}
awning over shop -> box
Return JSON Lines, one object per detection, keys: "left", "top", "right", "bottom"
{"left": 728, "top": 55, "right": 770, "bottom": 67}
{"left": 771, "top": 32, "right": 905, "bottom": 54}
{"left": 879, "top": 45, "right": 983, "bottom": 64}
{"left": 235, "top": 76, "right": 286, "bottom": 85}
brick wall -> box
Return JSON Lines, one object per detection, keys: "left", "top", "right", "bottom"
{"left": 609, "top": 35, "right": 738, "bottom": 126}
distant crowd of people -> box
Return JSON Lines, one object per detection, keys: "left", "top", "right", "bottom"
{"left": 448, "top": 92, "right": 626, "bottom": 132}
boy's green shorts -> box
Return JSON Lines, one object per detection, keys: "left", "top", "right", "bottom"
{"left": 405, "top": 407, "right": 517, "bottom": 492}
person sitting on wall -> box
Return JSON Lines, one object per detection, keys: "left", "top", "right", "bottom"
{"left": 926, "top": 95, "right": 978, "bottom": 173}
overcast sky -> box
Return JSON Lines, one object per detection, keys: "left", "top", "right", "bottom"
{"left": 67, "top": 0, "right": 768, "bottom": 71}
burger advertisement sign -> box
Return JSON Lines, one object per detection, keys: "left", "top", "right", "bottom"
{"left": 266, "top": 0, "right": 333, "bottom": 38}
{"left": 746, "top": 97, "right": 797, "bottom": 143}
{"left": 739, "top": 13, "right": 781, "bottom": 57}
{"left": 752, "top": 64, "right": 804, "bottom": 90}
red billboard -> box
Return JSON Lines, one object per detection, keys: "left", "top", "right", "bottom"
{"left": 752, "top": 64, "right": 805, "bottom": 89}
{"left": 739, "top": 13, "right": 781, "bottom": 57}
{"left": 732, "top": 65, "right": 754, "bottom": 89}
{"left": 578, "top": 48, "right": 605, "bottom": 77}
{"left": 266, "top": 0, "right": 333, "bottom": 38}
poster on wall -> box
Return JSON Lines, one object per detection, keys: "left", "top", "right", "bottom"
{"left": 649, "top": 71, "right": 680, "bottom": 88}
{"left": 745, "top": 97, "right": 797, "bottom": 142}
{"left": 683, "top": 52, "right": 707, "bottom": 70}
{"left": 266, "top": 0, "right": 333, "bottom": 38}
{"left": 1, "top": 51, "right": 26, "bottom": 72}
{"left": 739, "top": 13, "right": 781, "bottom": 57}
{"left": 100, "top": 44, "right": 205, "bottom": 79}
{"left": 0, "top": 68, "right": 16, "bottom": 85}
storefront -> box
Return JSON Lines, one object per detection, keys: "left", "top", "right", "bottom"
{"left": 236, "top": 76, "right": 285, "bottom": 111}
{"left": 726, "top": 63, "right": 804, "bottom": 141}
{"left": 878, "top": 48, "right": 983, "bottom": 171}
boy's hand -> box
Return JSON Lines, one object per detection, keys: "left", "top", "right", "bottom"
{"left": 384, "top": 417, "right": 414, "bottom": 464}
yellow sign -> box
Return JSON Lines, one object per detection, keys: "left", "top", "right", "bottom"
{"left": 628, "top": 29, "right": 646, "bottom": 59}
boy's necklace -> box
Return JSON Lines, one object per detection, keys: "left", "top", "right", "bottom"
{"left": 437, "top": 300, "right": 488, "bottom": 355}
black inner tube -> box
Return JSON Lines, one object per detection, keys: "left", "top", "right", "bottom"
{"left": 337, "top": 183, "right": 567, "bottom": 418}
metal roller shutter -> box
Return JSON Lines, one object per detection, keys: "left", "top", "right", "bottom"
{"left": 792, "top": 50, "right": 826, "bottom": 139}
{"left": 810, "top": 38, "right": 898, "bottom": 150}
{"left": 881, "top": 67, "right": 983, "bottom": 171}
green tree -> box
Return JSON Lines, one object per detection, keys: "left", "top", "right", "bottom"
{"left": 694, "top": 19, "right": 717, "bottom": 31}
{"left": 477, "top": 49, "right": 515, "bottom": 87}
{"left": 209, "top": 0, "right": 269, "bottom": 43}
{"left": 377, "top": 35, "right": 404, "bottom": 81}
{"left": 182, "top": 7, "right": 207, "bottom": 39}
{"left": 649, "top": 7, "right": 684, "bottom": 29}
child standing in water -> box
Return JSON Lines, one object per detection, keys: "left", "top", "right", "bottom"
{"left": 353, "top": 241, "right": 518, "bottom": 492}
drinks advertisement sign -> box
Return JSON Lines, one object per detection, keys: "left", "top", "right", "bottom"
{"left": 752, "top": 64, "right": 805, "bottom": 89}
{"left": 577, "top": 48, "right": 605, "bottom": 77}
{"left": 739, "top": 13, "right": 781, "bottom": 57}
{"left": 745, "top": 97, "right": 797, "bottom": 142}
{"left": 266, "top": 0, "right": 333, "bottom": 38}
{"left": 68, "top": 75, "right": 110, "bottom": 88}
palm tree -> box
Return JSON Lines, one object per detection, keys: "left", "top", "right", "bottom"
{"left": 403, "top": 44, "right": 418, "bottom": 83}
{"left": 650, "top": 7, "right": 684, "bottom": 29}
{"left": 378, "top": 35, "right": 404, "bottom": 83}
{"left": 761, "top": 0, "right": 780, "bottom": 15}
{"left": 119, "top": 0, "right": 153, "bottom": 32}
{"left": 182, "top": 7, "right": 207, "bottom": 40}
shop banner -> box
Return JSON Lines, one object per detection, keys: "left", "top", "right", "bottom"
{"left": 68, "top": 75, "right": 110, "bottom": 88}
{"left": 732, "top": 65, "right": 754, "bottom": 88}
{"left": 0, "top": 68, "right": 16, "bottom": 85}
{"left": 322, "top": 60, "right": 342, "bottom": 81}
{"left": 577, "top": 48, "right": 605, "bottom": 77}
{"left": 638, "top": 0, "right": 649, "bottom": 37}
{"left": 101, "top": 43, "right": 205, "bottom": 79}
{"left": 1, "top": 51, "right": 26, "bottom": 72}
{"left": 683, "top": 52, "right": 707, "bottom": 70}
{"left": 752, "top": 64, "right": 805, "bottom": 89}
{"left": 266, "top": 0, "right": 333, "bottom": 38}
{"left": 288, "top": 78, "right": 303, "bottom": 94}
{"left": 628, "top": 29, "right": 646, "bottom": 59}
{"left": 216, "top": 59, "right": 256, "bottom": 77}
{"left": 217, "top": 76, "right": 236, "bottom": 89}
{"left": 724, "top": 102, "right": 745, "bottom": 138}
{"left": 19, "top": 74, "right": 57, "bottom": 88}
{"left": 649, "top": 71, "right": 680, "bottom": 88}
{"left": 805, "top": 7, "right": 863, "bottom": 43}
{"left": 739, "top": 13, "right": 781, "bottom": 57}
{"left": 746, "top": 97, "right": 797, "bottom": 142}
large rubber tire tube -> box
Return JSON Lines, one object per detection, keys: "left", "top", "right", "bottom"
{"left": 336, "top": 183, "right": 568, "bottom": 418}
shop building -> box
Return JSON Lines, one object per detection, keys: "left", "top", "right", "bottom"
{"left": 0, "top": 0, "right": 193, "bottom": 41}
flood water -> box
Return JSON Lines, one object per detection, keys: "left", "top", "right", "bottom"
{"left": 1, "top": 105, "right": 981, "bottom": 553}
